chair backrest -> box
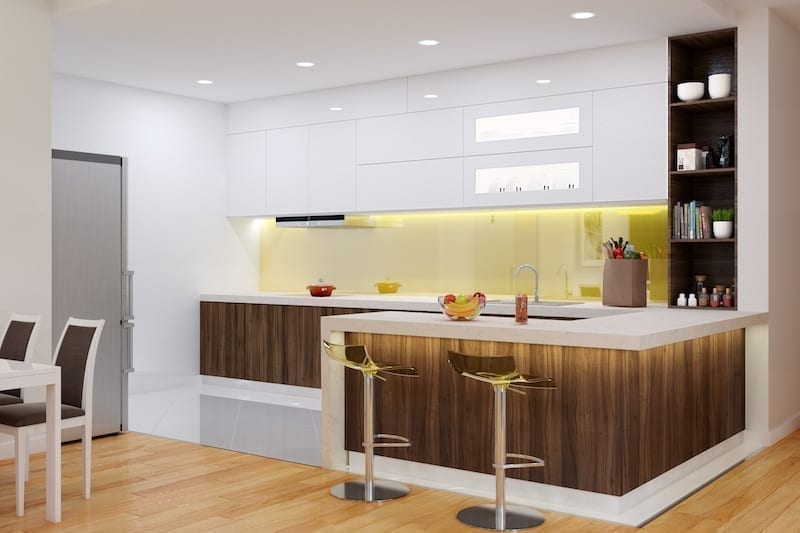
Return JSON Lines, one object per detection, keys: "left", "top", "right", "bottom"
{"left": 0, "top": 313, "right": 42, "bottom": 362}
{"left": 52, "top": 317, "right": 104, "bottom": 410}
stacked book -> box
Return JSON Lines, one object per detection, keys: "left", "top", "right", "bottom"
{"left": 673, "top": 201, "right": 712, "bottom": 239}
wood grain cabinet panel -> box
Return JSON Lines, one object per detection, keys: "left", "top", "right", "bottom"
{"left": 343, "top": 330, "right": 745, "bottom": 496}
{"left": 200, "top": 302, "right": 371, "bottom": 388}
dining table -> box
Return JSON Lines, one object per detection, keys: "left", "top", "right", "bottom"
{"left": 0, "top": 359, "right": 61, "bottom": 522}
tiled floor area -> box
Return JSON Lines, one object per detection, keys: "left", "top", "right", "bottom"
{"left": 128, "top": 375, "right": 322, "bottom": 466}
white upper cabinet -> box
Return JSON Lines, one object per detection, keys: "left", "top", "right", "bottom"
{"left": 463, "top": 148, "right": 593, "bottom": 207}
{"left": 308, "top": 121, "right": 356, "bottom": 213}
{"left": 356, "top": 108, "right": 463, "bottom": 165}
{"left": 593, "top": 83, "right": 667, "bottom": 203}
{"left": 463, "top": 93, "right": 593, "bottom": 156}
{"left": 265, "top": 126, "right": 309, "bottom": 216}
{"left": 226, "top": 131, "right": 266, "bottom": 216}
{"left": 357, "top": 158, "right": 463, "bottom": 212}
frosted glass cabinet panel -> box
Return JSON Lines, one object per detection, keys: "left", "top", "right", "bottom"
{"left": 475, "top": 107, "right": 580, "bottom": 143}
{"left": 464, "top": 92, "right": 592, "bottom": 156}
{"left": 463, "top": 148, "right": 592, "bottom": 207}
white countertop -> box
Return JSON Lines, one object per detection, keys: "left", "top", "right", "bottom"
{"left": 320, "top": 308, "right": 767, "bottom": 351}
{"left": 202, "top": 291, "right": 768, "bottom": 350}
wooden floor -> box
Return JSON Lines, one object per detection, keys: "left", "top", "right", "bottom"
{"left": 0, "top": 429, "right": 798, "bottom": 532}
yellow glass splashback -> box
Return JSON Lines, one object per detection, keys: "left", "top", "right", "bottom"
{"left": 259, "top": 206, "right": 668, "bottom": 301}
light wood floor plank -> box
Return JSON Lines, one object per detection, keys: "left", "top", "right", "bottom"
{"left": 0, "top": 429, "right": 798, "bottom": 531}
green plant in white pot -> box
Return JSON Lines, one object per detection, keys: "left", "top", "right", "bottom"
{"left": 712, "top": 208, "right": 734, "bottom": 239}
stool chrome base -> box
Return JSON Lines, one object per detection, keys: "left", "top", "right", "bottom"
{"left": 330, "top": 479, "right": 410, "bottom": 502}
{"left": 456, "top": 503, "right": 546, "bottom": 531}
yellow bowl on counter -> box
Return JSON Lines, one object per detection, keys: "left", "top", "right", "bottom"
{"left": 375, "top": 281, "right": 401, "bottom": 294}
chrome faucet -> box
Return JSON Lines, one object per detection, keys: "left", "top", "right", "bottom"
{"left": 514, "top": 263, "right": 540, "bottom": 303}
{"left": 557, "top": 264, "right": 571, "bottom": 299}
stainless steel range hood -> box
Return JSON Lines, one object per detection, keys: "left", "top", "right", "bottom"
{"left": 275, "top": 214, "right": 376, "bottom": 228}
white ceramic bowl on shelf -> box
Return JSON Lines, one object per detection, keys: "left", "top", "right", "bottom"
{"left": 676, "top": 81, "right": 705, "bottom": 102}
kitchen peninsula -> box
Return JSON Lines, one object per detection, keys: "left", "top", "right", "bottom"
{"left": 319, "top": 305, "right": 767, "bottom": 525}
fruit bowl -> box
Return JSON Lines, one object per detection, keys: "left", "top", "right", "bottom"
{"left": 438, "top": 293, "right": 486, "bottom": 321}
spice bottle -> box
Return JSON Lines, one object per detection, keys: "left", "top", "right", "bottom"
{"left": 710, "top": 288, "right": 720, "bottom": 307}
{"left": 723, "top": 288, "right": 733, "bottom": 307}
{"left": 688, "top": 293, "right": 698, "bottom": 307}
{"left": 677, "top": 293, "right": 687, "bottom": 307}
{"left": 698, "top": 287, "right": 709, "bottom": 307}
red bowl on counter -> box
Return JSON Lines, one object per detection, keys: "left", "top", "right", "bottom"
{"left": 307, "top": 283, "right": 336, "bottom": 297}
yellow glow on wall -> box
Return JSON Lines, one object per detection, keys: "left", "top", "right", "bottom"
{"left": 259, "top": 205, "right": 668, "bottom": 300}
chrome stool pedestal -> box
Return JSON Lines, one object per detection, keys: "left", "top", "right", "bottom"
{"left": 448, "top": 350, "right": 556, "bottom": 531}
{"left": 323, "top": 340, "right": 418, "bottom": 502}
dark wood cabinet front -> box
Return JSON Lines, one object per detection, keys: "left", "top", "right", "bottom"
{"left": 200, "top": 302, "right": 371, "bottom": 388}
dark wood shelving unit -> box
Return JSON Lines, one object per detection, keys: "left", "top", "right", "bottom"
{"left": 668, "top": 28, "right": 737, "bottom": 308}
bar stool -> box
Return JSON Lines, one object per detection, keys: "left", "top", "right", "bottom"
{"left": 323, "top": 340, "right": 419, "bottom": 502}
{"left": 448, "top": 349, "right": 556, "bottom": 531}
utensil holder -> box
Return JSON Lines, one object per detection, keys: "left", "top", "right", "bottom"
{"left": 602, "top": 259, "right": 648, "bottom": 307}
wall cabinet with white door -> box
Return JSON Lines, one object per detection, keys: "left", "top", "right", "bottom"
{"left": 356, "top": 158, "right": 463, "bottom": 212}
{"left": 592, "top": 83, "right": 667, "bottom": 203}
{"left": 356, "top": 108, "right": 463, "bottom": 165}
{"left": 226, "top": 131, "right": 266, "bottom": 216}
{"left": 462, "top": 148, "right": 593, "bottom": 207}
{"left": 257, "top": 121, "right": 356, "bottom": 216}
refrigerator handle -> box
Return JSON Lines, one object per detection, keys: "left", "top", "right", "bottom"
{"left": 122, "top": 270, "right": 134, "bottom": 373}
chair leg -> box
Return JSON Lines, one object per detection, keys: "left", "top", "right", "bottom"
{"left": 15, "top": 431, "right": 26, "bottom": 517}
{"left": 23, "top": 434, "right": 29, "bottom": 482}
{"left": 83, "top": 422, "right": 92, "bottom": 498}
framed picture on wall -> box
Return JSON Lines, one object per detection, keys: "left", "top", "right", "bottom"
{"left": 581, "top": 211, "right": 604, "bottom": 266}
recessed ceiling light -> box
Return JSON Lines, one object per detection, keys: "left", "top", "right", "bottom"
{"left": 196, "top": 79, "right": 213, "bottom": 85}
{"left": 295, "top": 61, "right": 315, "bottom": 67}
{"left": 418, "top": 39, "right": 439, "bottom": 46}
{"left": 536, "top": 79, "right": 551, "bottom": 84}
{"left": 329, "top": 106, "right": 343, "bottom": 111}
{"left": 423, "top": 94, "right": 439, "bottom": 99}
{"left": 570, "top": 11, "right": 595, "bottom": 19}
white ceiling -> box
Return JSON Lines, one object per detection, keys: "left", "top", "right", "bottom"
{"left": 50, "top": 0, "right": 800, "bottom": 104}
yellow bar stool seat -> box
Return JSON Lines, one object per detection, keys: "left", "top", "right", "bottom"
{"left": 323, "top": 340, "right": 418, "bottom": 502}
{"left": 448, "top": 350, "right": 556, "bottom": 531}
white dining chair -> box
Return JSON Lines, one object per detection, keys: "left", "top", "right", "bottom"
{"left": 0, "top": 313, "right": 42, "bottom": 405}
{"left": 0, "top": 317, "right": 104, "bottom": 516}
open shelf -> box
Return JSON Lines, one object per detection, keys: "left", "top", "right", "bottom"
{"left": 668, "top": 28, "right": 737, "bottom": 309}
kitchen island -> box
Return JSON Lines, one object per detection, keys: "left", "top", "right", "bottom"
{"left": 320, "top": 307, "right": 767, "bottom": 525}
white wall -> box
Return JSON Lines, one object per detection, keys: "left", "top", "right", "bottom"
{"left": 766, "top": 10, "right": 800, "bottom": 434}
{"left": 52, "top": 75, "right": 260, "bottom": 379}
{"left": 738, "top": 7, "right": 800, "bottom": 443}
{"left": 0, "top": 0, "right": 52, "bottom": 363}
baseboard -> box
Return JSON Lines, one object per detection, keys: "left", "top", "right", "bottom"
{"left": 768, "top": 412, "right": 800, "bottom": 446}
{"left": 341, "top": 432, "right": 758, "bottom": 526}
{"left": 201, "top": 375, "right": 321, "bottom": 410}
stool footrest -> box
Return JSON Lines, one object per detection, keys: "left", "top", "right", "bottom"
{"left": 493, "top": 452, "right": 545, "bottom": 471}
{"left": 364, "top": 433, "right": 412, "bottom": 449}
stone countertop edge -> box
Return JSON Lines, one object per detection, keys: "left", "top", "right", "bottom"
{"left": 319, "top": 309, "right": 768, "bottom": 351}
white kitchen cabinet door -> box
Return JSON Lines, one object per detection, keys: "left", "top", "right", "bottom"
{"left": 356, "top": 158, "right": 463, "bottom": 212}
{"left": 463, "top": 92, "right": 593, "bottom": 156}
{"left": 356, "top": 108, "right": 463, "bottom": 165}
{"left": 226, "top": 131, "right": 267, "bottom": 216}
{"left": 593, "top": 83, "right": 667, "bottom": 203}
{"left": 266, "top": 126, "right": 309, "bottom": 216}
{"left": 308, "top": 121, "right": 356, "bottom": 213}
{"left": 463, "top": 148, "right": 593, "bottom": 208}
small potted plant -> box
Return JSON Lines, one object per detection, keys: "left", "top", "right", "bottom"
{"left": 712, "top": 208, "right": 734, "bottom": 239}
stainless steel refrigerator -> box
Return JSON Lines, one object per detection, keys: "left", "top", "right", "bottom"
{"left": 52, "top": 150, "right": 132, "bottom": 437}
